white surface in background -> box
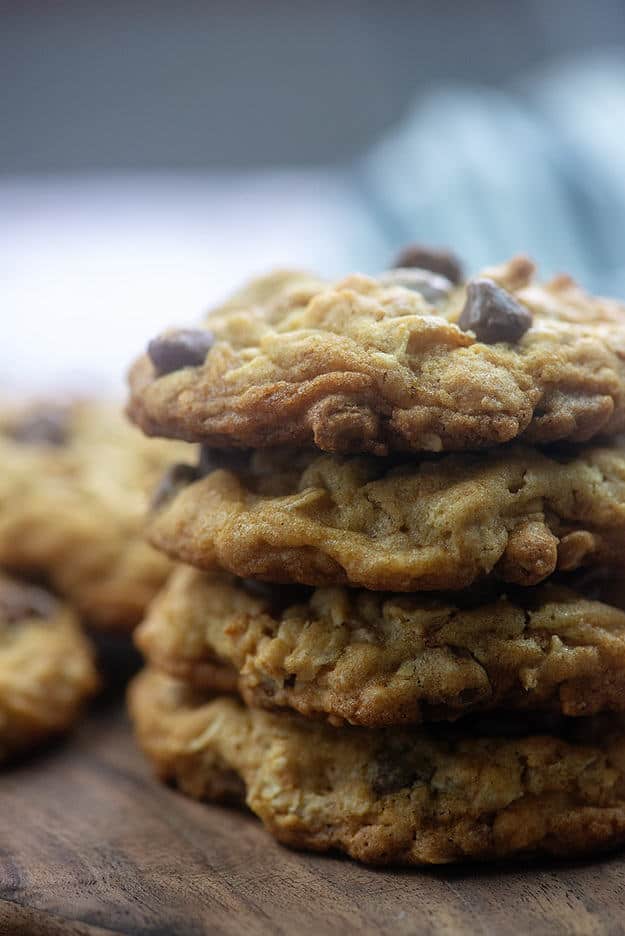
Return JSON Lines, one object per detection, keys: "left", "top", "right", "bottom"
{"left": 0, "top": 172, "right": 380, "bottom": 398}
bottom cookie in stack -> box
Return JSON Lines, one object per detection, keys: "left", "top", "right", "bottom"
{"left": 129, "top": 567, "right": 625, "bottom": 865}
{"left": 129, "top": 667, "right": 625, "bottom": 866}
{"left": 0, "top": 573, "right": 98, "bottom": 762}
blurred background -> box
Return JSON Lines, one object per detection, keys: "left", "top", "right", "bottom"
{"left": 3, "top": 0, "right": 625, "bottom": 396}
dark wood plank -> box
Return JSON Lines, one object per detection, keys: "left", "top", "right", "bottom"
{"left": 0, "top": 901, "right": 118, "bottom": 936}
{"left": 1, "top": 699, "right": 625, "bottom": 936}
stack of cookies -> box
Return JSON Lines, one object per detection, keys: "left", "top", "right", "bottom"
{"left": 128, "top": 250, "right": 625, "bottom": 865}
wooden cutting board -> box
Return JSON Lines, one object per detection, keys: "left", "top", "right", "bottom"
{"left": 1, "top": 697, "right": 625, "bottom": 936}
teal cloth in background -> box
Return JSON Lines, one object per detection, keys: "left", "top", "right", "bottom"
{"left": 357, "top": 54, "right": 625, "bottom": 295}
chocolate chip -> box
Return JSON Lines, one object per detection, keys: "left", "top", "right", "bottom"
{"left": 7, "top": 407, "right": 70, "bottom": 446}
{"left": 458, "top": 278, "right": 533, "bottom": 344}
{"left": 147, "top": 329, "right": 214, "bottom": 376}
{"left": 0, "top": 581, "right": 58, "bottom": 624}
{"left": 369, "top": 746, "right": 434, "bottom": 797}
{"left": 151, "top": 462, "right": 200, "bottom": 509}
{"left": 392, "top": 244, "right": 464, "bottom": 285}
{"left": 378, "top": 268, "right": 452, "bottom": 304}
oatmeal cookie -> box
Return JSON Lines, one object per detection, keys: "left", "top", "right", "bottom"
{"left": 128, "top": 668, "right": 625, "bottom": 865}
{"left": 0, "top": 402, "right": 193, "bottom": 629}
{"left": 147, "top": 443, "right": 625, "bottom": 591}
{"left": 136, "top": 565, "right": 625, "bottom": 726}
{"left": 0, "top": 574, "right": 97, "bottom": 760}
{"left": 127, "top": 256, "right": 625, "bottom": 454}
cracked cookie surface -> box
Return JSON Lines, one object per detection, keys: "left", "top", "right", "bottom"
{"left": 0, "top": 574, "right": 98, "bottom": 760}
{"left": 129, "top": 668, "right": 625, "bottom": 865}
{"left": 0, "top": 402, "right": 194, "bottom": 630}
{"left": 148, "top": 443, "right": 625, "bottom": 592}
{"left": 127, "top": 258, "right": 625, "bottom": 454}
{"left": 136, "top": 565, "right": 625, "bottom": 726}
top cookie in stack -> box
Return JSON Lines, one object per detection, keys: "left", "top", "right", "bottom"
{"left": 127, "top": 248, "right": 625, "bottom": 865}
{"left": 128, "top": 252, "right": 625, "bottom": 454}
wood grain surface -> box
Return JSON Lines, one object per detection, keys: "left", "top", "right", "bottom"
{"left": 1, "top": 697, "right": 625, "bottom": 936}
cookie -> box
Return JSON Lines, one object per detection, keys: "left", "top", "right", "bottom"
{"left": 0, "top": 574, "right": 98, "bottom": 760}
{"left": 136, "top": 565, "right": 625, "bottom": 726}
{"left": 0, "top": 402, "right": 194, "bottom": 630}
{"left": 128, "top": 668, "right": 625, "bottom": 865}
{"left": 147, "top": 443, "right": 625, "bottom": 592}
{"left": 127, "top": 256, "right": 625, "bottom": 454}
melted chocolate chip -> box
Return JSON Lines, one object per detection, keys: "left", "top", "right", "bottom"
{"left": 0, "top": 581, "right": 58, "bottom": 624}
{"left": 7, "top": 407, "right": 70, "bottom": 446}
{"left": 369, "top": 743, "right": 434, "bottom": 797}
{"left": 392, "top": 244, "right": 464, "bottom": 285}
{"left": 147, "top": 329, "right": 214, "bottom": 376}
{"left": 151, "top": 462, "right": 200, "bottom": 509}
{"left": 458, "top": 278, "right": 533, "bottom": 344}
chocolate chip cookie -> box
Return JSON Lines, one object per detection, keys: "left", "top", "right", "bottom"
{"left": 0, "top": 402, "right": 194, "bottom": 630}
{"left": 129, "top": 668, "right": 625, "bottom": 865}
{"left": 0, "top": 574, "right": 98, "bottom": 760}
{"left": 128, "top": 256, "right": 625, "bottom": 454}
{"left": 135, "top": 565, "right": 625, "bottom": 726}
{"left": 147, "top": 443, "right": 625, "bottom": 592}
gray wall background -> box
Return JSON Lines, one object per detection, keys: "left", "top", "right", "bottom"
{"left": 3, "top": 0, "right": 625, "bottom": 172}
